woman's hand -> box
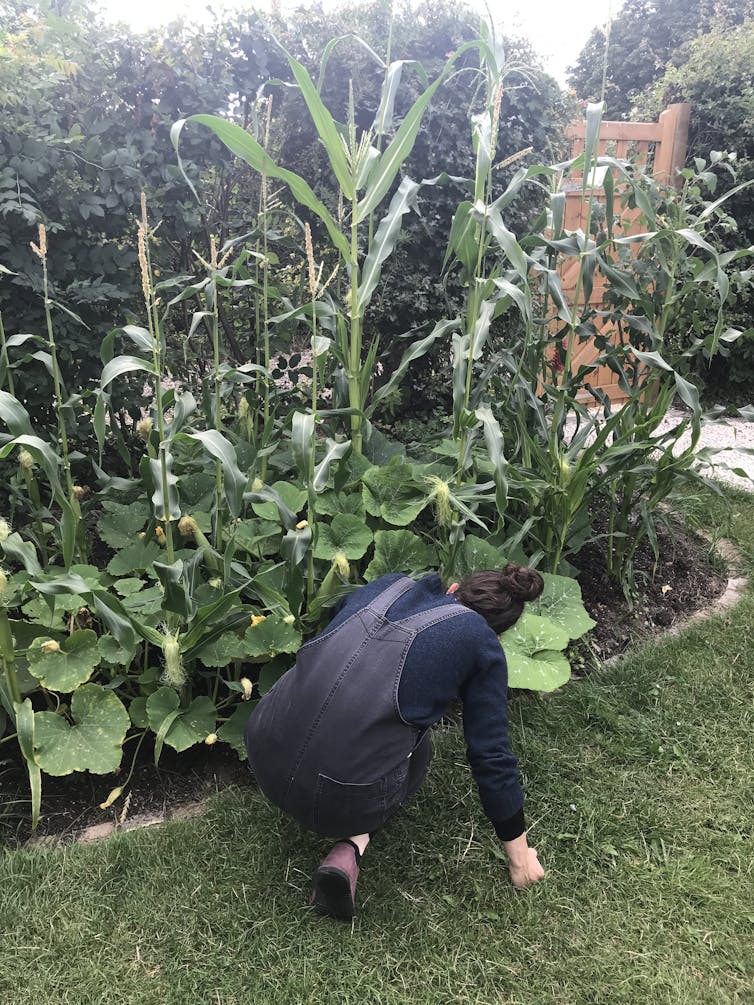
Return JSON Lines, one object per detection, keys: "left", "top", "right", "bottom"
{"left": 503, "top": 834, "right": 545, "bottom": 891}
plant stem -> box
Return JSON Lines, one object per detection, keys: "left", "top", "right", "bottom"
{"left": 348, "top": 193, "right": 363, "bottom": 455}
{"left": 0, "top": 607, "right": 21, "bottom": 707}
{"left": 140, "top": 203, "right": 175, "bottom": 565}
{"left": 40, "top": 257, "right": 74, "bottom": 500}
{"left": 210, "top": 259, "right": 224, "bottom": 551}
{"left": 21, "top": 467, "right": 48, "bottom": 565}
{"left": 259, "top": 98, "right": 273, "bottom": 481}
{"left": 0, "top": 310, "right": 14, "bottom": 396}
{"left": 307, "top": 308, "right": 318, "bottom": 604}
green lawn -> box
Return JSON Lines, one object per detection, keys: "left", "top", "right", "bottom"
{"left": 2, "top": 489, "right": 753, "bottom": 1005}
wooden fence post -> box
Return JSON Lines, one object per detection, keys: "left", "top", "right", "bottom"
{"left": 654, "top": 103, "right": 690, "bottom": 187}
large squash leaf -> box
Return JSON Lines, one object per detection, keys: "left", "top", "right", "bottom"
{"left": 252, "top": 481, "right": 307, "bottom": 523}
{"left": 364, "top": 530, "right": 436, "bottom": 581}
{"left": 146, "top": 687, "right": 217, "bottom": 753}
{"left": 243, "top": 616, "right": 302, "bottom": 660}
{"left": 27, "top": 630, "right": 100, "bottom": 692}
{"left": 452, "top": 535, "right": 509, "bottom": 578}
{"left": 313, "top": 514, "right": 373, "bottom": 561}
{"left": 501, "top": 612, "right": 570, "bottom": 691}
{"left": 217, "top": 702, "right": 253, "bottom": 759}
{"left": 98, "top": 500, "right": 150, "bottom": 550}
{"left": 362, "top": 460, "right": 426, "bottom": 526}
{"left": 531, "top": 573, "right": 596, "bottom": 641}
{"left": 34, "top": 684, "right": 130, "bottom": 775}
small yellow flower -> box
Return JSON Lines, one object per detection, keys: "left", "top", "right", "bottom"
{"left": 155, "top": 526, "right": 165, "bottom": 539}
{"left": 250, "top": 614, "right": 267, "bottom": 628}
{"left": 283, "top": 614, "right": 296, "bottom": 626}
{"left": 251, "top": 477, "right": 264, "bottom": 492}
{"left": 99, "top": 786, "right": 124, "bottom": 810}
{"left": 296, "top": 519, "right": 309, "bottom": 530}
{"left": 240, "top": 677, "right": 253, "bottom": 700}
{"left": 18, "top": 449, "right": 35, "bottom": 471}
{"left": 72, "top": 485, "right": 90, "bottom": 501}
{"left": 0, "top": 517, "right": 11, "bottom": 542}
{"left": 40, "top": 640, "right": 61, "bottom": 654}
{"left": 209, "top": 577, "right": 222, "bottom": 589}
{"left": 204, "top": 733, "right": 218, "bottom": 746}
{"left": 137, "top": 531, "right": 147, "bottom": 540}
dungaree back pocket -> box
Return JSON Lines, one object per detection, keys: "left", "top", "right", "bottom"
{"left": 313, "top": 761, "right": 412, "bottom": 836}
{"left": 314, "top": 773, "right": 387, "bottom": 837}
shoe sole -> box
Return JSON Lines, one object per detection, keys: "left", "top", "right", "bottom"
{"left": 311, "top": 866, "right": 356, "bottom": 920}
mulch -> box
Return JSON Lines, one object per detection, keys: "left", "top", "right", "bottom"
{"left": 0, "top": 517, "right": 730, "bottom": 847}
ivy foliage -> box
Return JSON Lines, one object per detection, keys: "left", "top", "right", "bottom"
{"left": 568, "top": 0, "right": 754, "bottom": 120}
{"left": 637, "top": 18, "right": 754, "bottom": 389}
{"left": 0, "top": 0, "right": 569, "bottom": 424}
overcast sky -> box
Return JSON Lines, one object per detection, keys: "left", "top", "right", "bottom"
{"left": 97, "top": 0, "right": 616, "bottom": 85}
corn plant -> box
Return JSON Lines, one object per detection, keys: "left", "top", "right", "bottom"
{"left": 171, "top": 35, "right": 498, "bottom": 456}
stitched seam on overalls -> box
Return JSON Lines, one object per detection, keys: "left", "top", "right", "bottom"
{"left": 283, "top": 620, "right": 411, "bottom": 804}
{"left": 295, "top": 577, "right": 413, "bottom": 655}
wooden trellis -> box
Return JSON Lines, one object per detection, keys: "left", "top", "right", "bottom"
{"left": 558, "top": 103, "right": 690, "bottom": 402}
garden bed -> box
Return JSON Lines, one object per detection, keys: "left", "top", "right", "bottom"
{"left": 1, "top": 514, "right": 727, "bottom": 848}
{"left": 572, "top": 512, "right": 728, "bottom": 662}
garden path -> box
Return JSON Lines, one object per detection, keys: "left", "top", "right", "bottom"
{"left": 565, "top": 407, "right": 754, "bottom": 488}
{"left": 659, "top": 408, "right": 754, "bottom": 488}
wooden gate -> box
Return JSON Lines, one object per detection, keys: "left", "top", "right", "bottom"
{"left": 558, "top": 103, "right": 690, "bottom": 402}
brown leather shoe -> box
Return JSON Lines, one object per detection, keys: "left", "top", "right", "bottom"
{"left": 311, "top": 840, "right": 361, "bottom": 919}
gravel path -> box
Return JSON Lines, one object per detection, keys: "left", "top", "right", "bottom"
{"left": 657, "top": 408, "right": 754, "bottom": 489}
{"left": 564, "top": 407, "right": 754, "bottom": 490}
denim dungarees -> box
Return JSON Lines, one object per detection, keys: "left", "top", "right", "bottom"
{"left": 245, "top": 576, "right": 468, "bottom": 836}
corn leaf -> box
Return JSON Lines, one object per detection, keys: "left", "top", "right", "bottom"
{"left": 100, "top": 354, "right": 156, "bottom": 389}
{"left": 287, "top": 55, "right": 353, "bottom": 199}
{"left": 172, "top": 116, "right": 350, "bottom": 259}
{"left": 356, "top": 70, "right": 446, "bottom": 223}
{"left": 369, "top": 318, "right": 460, "bottom": 417}
{"left": 360, "top": 177, "right": 420, "bottom": 311}
{"left": 582, "top": 102, "right": 603, "bottom": 197}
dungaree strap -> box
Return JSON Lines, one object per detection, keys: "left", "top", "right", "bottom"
{"left": 366, "top": 576, "right": 416, "bottom": 619}
{"left": 395, "top": 603, "right": 471, "bottom": 634}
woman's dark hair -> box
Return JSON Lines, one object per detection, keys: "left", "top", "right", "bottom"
{"left": 454, "top": 564, "right": 544, "bottom": 634}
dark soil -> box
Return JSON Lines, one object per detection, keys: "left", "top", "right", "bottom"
{"left": 570, "top": 510, "right": 728, "bottom": 663}
{"left": 1, "top": 735, "right": 251, "bottom": 848}
{"left": 1, "top": 514, "right": 730, "bottom": 847}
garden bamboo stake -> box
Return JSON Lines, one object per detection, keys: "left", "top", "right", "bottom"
{"left": 259, "top": 97, "right": 273, "bottom": 481}
{"left": 210, "top": 235, "right": 224, "bottom": 551}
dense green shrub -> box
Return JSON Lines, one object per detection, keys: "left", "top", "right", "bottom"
{"left": 638, "top": 18, "right": 754, "bottom": 391}
{"left": 568, "top": 0, "right": 754, "bottom": 120}
{"left": 0, "top": 0, "right": 569, "bottom": 429}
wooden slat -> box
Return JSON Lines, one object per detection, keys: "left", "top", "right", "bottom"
{"left": 566, "top": 120, "right": 663, "bottom": 142}
{"left": 547, "top": 105, "right": 689, "bottom": 407}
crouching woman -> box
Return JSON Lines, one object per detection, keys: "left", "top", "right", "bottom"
{"left": 244, "top": 565, "right": 545, "bottom": 919}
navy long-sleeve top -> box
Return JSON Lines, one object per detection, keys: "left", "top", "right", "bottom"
{"left": 328, "top": 573, "right": 526, "bottom": 841}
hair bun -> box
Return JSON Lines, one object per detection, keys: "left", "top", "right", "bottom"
{"left": 500, "top": 563, "right": 544, "bottom": 603}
